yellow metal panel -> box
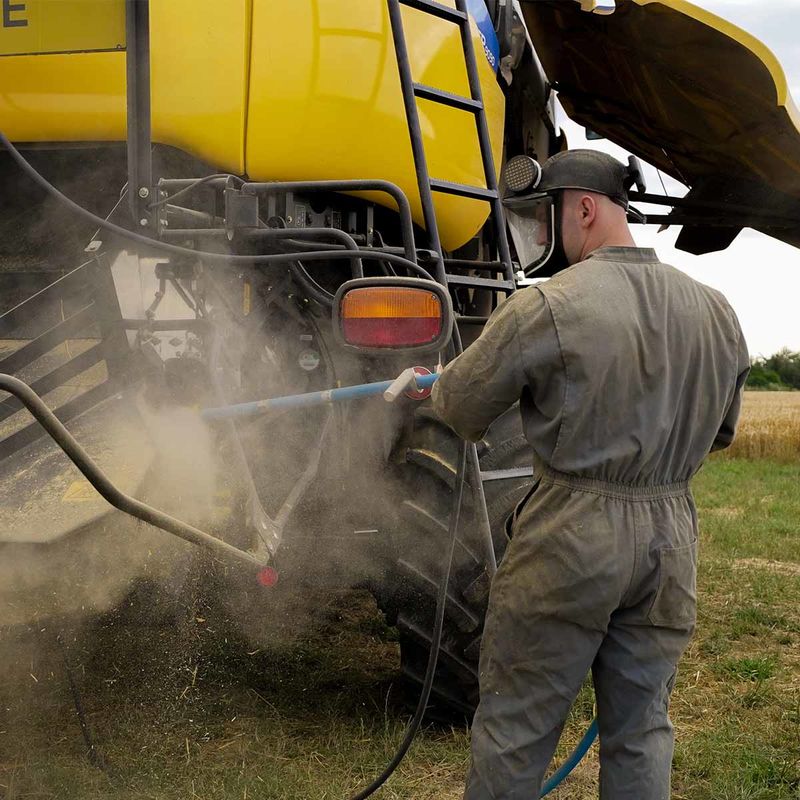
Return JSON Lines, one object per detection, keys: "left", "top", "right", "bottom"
{"left": 0, "top": 0, "right": 250, "bottom": 173}
{"left": 245, "top": 0, "right": 505, "bottom": 251}
{"left": 523, "top": 0, "right": 800, "bottom": 196}
{"left": 0, "top": 51, "right": 126, "bottom": 141}
{"left": 149, "top": 0, "right": 251, "bottom": 172}
{"left": 1, "top": 0, "right": 504, "bottom": 248}
{"left": 637, "top": 0, "right": 800, "bottom": 131}
{"left": 0, "top": 0, "right": 124, "bottom": 55}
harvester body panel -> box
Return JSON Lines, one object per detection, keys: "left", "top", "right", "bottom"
{"left": 1, "top": 0, "right": 504, "bottom": 250}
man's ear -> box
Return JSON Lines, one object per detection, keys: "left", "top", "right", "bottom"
{"left": 579, "top": 194, "right": 597, "bottom": 228}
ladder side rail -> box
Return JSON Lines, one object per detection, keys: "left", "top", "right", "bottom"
{"left": 387, "top": 0, "right": 447, "bottom": 285}
{"left": 452, "top": 0, "right": 515, "bottom": 285}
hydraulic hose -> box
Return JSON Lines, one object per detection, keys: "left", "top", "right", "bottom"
{"left": 541, "top": 718, "right": 599, "bottom": 797}
{"left": 350, "top": 440, "right": 468, "bottom": 800}
{"left": 0, "top": 131, "right": 435, "bottom": 281}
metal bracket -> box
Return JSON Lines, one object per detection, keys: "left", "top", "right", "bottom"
{"left": 125, "top": 0, "right": 153, "bottom": 230}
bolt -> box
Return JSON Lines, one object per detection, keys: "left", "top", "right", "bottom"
{"left": 139, "top": 218, "right": 148, "bottom": 226}
{"left": 138, "top": 186, "right": 150, "bottom": 198}
{"left": 160, "top": 219, "right": 169, "bottom": 227}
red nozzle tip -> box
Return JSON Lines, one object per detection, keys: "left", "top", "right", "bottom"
{"left": 257, "top": 566, "right": 279, "bottom": 588}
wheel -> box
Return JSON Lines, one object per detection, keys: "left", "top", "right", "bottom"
{"left": 378, "top": 405, "right": 533, "bottom": 719}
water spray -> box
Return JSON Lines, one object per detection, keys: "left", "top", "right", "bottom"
{"left": 0, "top": 130, "right": 597, "bottom": 798}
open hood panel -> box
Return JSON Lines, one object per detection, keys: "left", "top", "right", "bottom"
{"left": 519, "top": 0, "right": 800, "bottom": 252}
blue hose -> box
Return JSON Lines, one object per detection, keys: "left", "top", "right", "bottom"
{"left": 201, "top": 372, "right": 439, "bottom": 420}
{"left": 541, "top": 717, "right": 598, "bottom": 796}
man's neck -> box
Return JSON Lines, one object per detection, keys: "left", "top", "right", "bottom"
{"left": 580, "top": 231, "right": 637, "bottom": 262}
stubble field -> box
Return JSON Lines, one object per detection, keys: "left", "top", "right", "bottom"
{"left": 722, "top": 391, "right": 800, "bottom": 461}
{"left": 0, "top": 393, "right": 798, "bottom": 799}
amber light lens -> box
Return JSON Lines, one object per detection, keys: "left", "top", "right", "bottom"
{"left": 340, "top": 287, "right": 443, "bottom": 348}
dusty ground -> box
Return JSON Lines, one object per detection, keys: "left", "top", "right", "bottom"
{"left": 0, "top": 457, "right": 797, "bottom": 799}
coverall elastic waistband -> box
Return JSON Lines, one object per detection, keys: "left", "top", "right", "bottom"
{"left": 539, "top": 466, "right": 690, "bottom": 500}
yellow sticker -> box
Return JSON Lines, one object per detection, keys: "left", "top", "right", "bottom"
{"left": 62, "top": 480, "right": 98, "bottom": 503}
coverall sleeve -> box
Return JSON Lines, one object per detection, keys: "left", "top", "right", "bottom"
{"left": 431, "top": 290, "right": 535, "bottom": 442}
{"left": 711, "top": 317, "right": 750, "bottom": 452}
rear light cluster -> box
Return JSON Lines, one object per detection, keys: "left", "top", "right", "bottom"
{"left": 341, "top": 287, "right": 442, "bottom": 347}
{"left": 333, "top": 279, "right": 453, "bottom": 353}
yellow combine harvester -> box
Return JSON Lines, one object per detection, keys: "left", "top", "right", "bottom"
{"left": 1, "top": 0, "right": 799, "bottom": 717}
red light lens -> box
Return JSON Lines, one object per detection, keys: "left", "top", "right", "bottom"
{"left": 342, "top": 316, "right": 442, "bottom": 347}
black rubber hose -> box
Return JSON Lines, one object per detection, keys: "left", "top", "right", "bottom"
{"left": 349, "top": 439, "right": 468, "bottom": 800}
{"left": 0, "top": 131, "right": 434, "bottom": 280}
{"left": 288, "top": 261, "right": 335, "bottom": 307}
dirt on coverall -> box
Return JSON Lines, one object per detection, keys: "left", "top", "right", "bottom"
{"left": 431, "top": 247, "right": 749, "bottom": 800}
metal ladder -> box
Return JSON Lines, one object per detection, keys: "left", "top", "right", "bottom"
{"left": 386, "top": 0, "right": 515, "bottom": 298}
{"left": 388, "top": 0, "right": 531, "bottom": 575}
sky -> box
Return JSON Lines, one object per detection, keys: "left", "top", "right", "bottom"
{"left": 555, "top": 0, "right": 800, "bottom": 357}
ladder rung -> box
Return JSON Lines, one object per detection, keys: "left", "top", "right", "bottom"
{"left": 399, "top": 0, "right": 467, "bottom": 23}
{"left": 430, "top": 178, "right": 498, "bottom": 201}
{"left": 480, "top": 467, "right": 535, "bottom": 482}
{"left": 413, "top": 82, "right": 482, "bottom": 112}
{"left": 447, "top": 275, "right": 514, "bottom": 291}
{"left": 456, "top": 315, "right": 489, "bottom": 325}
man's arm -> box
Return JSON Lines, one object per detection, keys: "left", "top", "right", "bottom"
{"left": 431, "top": 290, "right": 534, "bottom": 442}
{"left": 711, "top": 319, "right": 750, "bottom": 452}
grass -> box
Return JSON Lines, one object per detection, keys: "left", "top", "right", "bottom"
{"left": 720, "top": 391, "right": 800, "bottom": 461}
{"left": 1, "top": 453, "right": 799, "bottom": 798}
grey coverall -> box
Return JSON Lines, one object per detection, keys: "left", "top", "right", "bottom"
{"left": 431, "top": 247, "right": 749, "bottom": 800}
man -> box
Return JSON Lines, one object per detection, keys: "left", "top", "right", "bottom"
{"left": 431, "top": 150, "right": 750, "bottom": 799}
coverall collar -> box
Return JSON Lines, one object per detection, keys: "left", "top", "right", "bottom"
{"left": 585, "top": 246, "right": 660, "bottom": 263}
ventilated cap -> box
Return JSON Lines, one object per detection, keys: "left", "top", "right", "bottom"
{"left": 538, "top": 149, "right": 630, "bottom": 209}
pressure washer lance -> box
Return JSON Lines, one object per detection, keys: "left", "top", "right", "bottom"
{"left": 201, "top": 367, "right": 598, "bottom": 798}
{"left": 201, "top": 367, "right": 438, "bottom": 420}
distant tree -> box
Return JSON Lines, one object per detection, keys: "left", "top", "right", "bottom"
{"left": 746, "top": 362, "right": 785, "bottom": 389}
{"left": 763, "top": 348, "right": 800, "bottom": 389}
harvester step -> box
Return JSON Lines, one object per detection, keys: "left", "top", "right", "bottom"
{"left": 456, "top": 315, "right": 490, "bottom": 325}
{"left": 412, "top": 82, "right": 481, "bottom": 112}
{"left": 430, "top": 178, "right": 498, "bottom": 201}
{"left": 0, "top": 304, "right": 96, "bottom": 374}
{"left": 399, "top": 0, "right": 467, "bottom": 23}
{"left": 446, "top": 274, "right": 514, "bottom": 291}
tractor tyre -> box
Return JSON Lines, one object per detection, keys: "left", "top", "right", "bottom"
{"left": 380, "top": 405, "right": 533, "bottom": 720}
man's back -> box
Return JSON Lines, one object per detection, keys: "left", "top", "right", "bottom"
{"left": 433, "top": 246, "right": 749, "bottom": 487}
{"left": 532, "top": 246, "right": 746, "bottom": 484}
